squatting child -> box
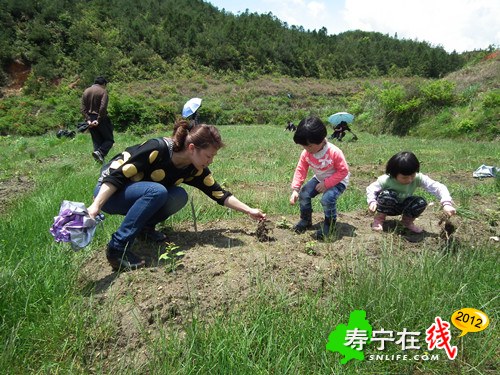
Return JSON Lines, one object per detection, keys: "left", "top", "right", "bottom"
{"left": 366, "top": 151, "right": 456, "bottom": 233}
{"left": 289, "top": 116, "right": 350, "bottom": 239}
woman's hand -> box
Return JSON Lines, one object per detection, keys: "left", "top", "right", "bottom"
{"left": 87, "top": 201, "right": 100, "bottom": 220}
{"left": 224, "top": 195, "right": 266, "bottom": 220}
{"left": 247, "top": 208, "right": 266, "bottom": 221}
{"left": 369, "top": 202, "right": 378, "bottom": 213}
{"left": 87, "top": 182, "right": 117, "bottom": 219}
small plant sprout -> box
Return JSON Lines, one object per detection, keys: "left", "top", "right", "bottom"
{"left": 159, "top": 242, "right": 185, "bottom": 272}
{"left": 304, "top": 240, "right": 318, "bottom": 255}
{"left": 276, "top": 216, "right": 292, "bottom": 229}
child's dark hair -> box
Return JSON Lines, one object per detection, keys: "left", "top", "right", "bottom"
{"left": 386, "top": 151, "right": 420, "bottom": 178}
{"left": 293, "top": 116, "right": 327, "bottom": 145}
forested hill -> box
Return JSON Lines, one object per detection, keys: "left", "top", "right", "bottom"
{"left": 0, "top": 0, "right": 468, "bottom": 89}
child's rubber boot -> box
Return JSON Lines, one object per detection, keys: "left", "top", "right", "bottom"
{"left": 315, "top": 217, "right": 336, "bottom": 240}
{"left": 293, "top": 210, "right": 313, "bottom": 233}
{"left": 371, "top": 213, "right": 386, "bottom": 232}
{"left": 401, "top": 215, "right": 423, "bottom": 233}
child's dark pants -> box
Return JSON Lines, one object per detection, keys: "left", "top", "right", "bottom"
{"left": 376, "top": 189, "right": 427, "bottom": 218}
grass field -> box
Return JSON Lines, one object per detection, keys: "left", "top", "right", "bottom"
{"left": 0, "top": 126, "right": 498, "bottom": 374}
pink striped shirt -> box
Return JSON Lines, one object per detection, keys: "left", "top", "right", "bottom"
{"left": 291, "top": 142, "right": 350, "bottom": 190}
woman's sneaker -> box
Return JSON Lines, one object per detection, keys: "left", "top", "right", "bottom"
{"left": 106, "top": 246, "right": 145, "bottom": 271}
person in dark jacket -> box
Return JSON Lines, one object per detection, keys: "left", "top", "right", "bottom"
{"left": 81, "top": 76, "right": 114, "bottom": 163}
{"left": 331, "top": 121, "right": 350, "bottom": 141}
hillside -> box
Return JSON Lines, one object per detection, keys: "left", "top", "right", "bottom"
{"left": 1, "top": 51, "right": 498, "bottom": 140}
{"left": 0, "top": 0, "right": 466, "bottom": 88}
{"left": 80, "top": 204, "right": 496, "bottom": 371}
{"left": 445, "top": 51, "right": 500, "bottom": 91}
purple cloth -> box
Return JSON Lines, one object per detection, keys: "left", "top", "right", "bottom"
{"left": 50, "top": 200, "right": 104, "bottom": 250}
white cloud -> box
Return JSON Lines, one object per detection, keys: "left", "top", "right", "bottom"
{"left": 260, "top": 1, "right": 331, "bottom": 31}
{"left": 343, "top": 0, "right": 500, "bottom": 51}
{"left": 307, "top": 2, "right": 327, "bottom": 18}
{"left": 209, "top": 0, "right": 500, "bottom": 52}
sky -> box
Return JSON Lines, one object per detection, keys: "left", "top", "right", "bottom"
{"left": 207, "top": 0, "right": 500, "bottom": 53}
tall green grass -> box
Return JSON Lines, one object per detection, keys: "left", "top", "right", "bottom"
{"left": 147, "top": 243, "right": 497, "bottom": 374}
{"left": 0, "top": 126, "right": 498, "bottom": 373}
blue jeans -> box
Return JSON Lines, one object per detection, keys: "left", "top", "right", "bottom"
{"left": 94, "top": 181, "right": 188, "bottom": 251}
{"left": 298, "top": 177, "right": 346, "bottom": 220}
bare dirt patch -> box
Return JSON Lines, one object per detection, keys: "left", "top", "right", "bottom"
{"left": 0, "top": 176, "right": 33, "bottom": 214}
{"left": 78, "top": 201, "right": 498, "bottom": 369}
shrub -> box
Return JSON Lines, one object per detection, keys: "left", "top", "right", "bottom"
{"left": 109, "top": 96, "right": 163, "bottom": 132}
{"left": 377, "top": 84, "right": 406, "bottom": 114}
{"left": 374, "top": 84, "right": 424, "bottom": 135}
{"left": 481, "top": 89, "right": 500, "bottom": 109}
{"left": 420, "top": 80, "right": 456, "bottom": 106}
{"left": 476, "top": 90, "right": 500, "bottom": 138}
{"left": 457, "top": 119, "right": 478, "bottom": 133}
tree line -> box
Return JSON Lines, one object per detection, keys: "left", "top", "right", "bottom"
{"left": 0, "top": 0, "right": 467, "bottom": 89}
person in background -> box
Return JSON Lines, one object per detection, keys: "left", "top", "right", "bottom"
{"left": 81, "top": 76, "right": 114, "bottom": 163}
{"left": 366, "top": 151, "right": 456, "bottom": 233}
{"left": 189, "top": 108, "right": 201, "bottom": 127}
{"left": 331, "top": 121, "right": 350, "bottom": 141}
{"left": 87, "top": 119, "right": 266, "bottom": 271}
{"left": 284, "top": 121, "right": 296, "bottom": 131}
{"left": 289, "top": 116, "right": 350, "bottom": 240}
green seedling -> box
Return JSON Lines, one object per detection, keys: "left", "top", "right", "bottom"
{"left": 276, "top": 216, "right": 292, "bottom": 229}
{"left": 304, "top": 240, "right": 318, "bottom": 255}
{"left": 159, "top": 242, "right": 185, "bottom": 272}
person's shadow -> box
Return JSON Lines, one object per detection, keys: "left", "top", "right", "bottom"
{"left": 139, "top": 228, "right": 248, "bottom": 265}
{"left": 335, "top": 222, "right": 357, "bottom": 240}
{"left": 382, "top": 219, "right": 439, "bottom": 243}
{"left": 170, "top": 227, "right": 248, "bottom": 247}
{"left": 82, "top": 228, "right": 250, "bottom": 295}
{"left": 310, "top": 221, "right": 357, "bottom": 241}
{"left": 82, "top": 273, "right": 119, "bottom": 296}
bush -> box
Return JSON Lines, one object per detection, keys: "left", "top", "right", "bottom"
{"left": 373, "top": 84, "right": 424, "bottom": 135}
{"left": 457, "top": 119, "right": 478, "bottom": 133}
{"left": 377, "top": 84, "right": 406, "bottom": 114}
{"left": 476, "top": 90, "right": 500, "bottom": 138}
{"left": 482, "top": 89, "right": 500, "bottom": 109}
{"left": 420, "top": 80, "right": 456, "bottom": 106}
{"left": 109, "top": 96, "right": 164, "bottom": 132}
